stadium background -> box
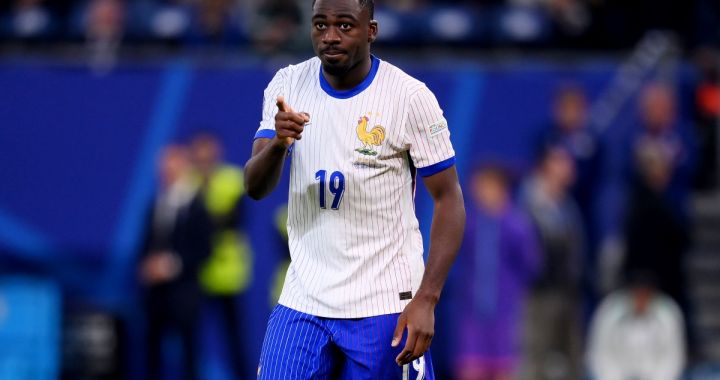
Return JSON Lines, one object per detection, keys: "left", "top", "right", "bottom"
{"left": 1, "top": 0, "right": 719, "bottom": 379}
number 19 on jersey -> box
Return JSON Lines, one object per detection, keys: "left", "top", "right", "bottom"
{"left": 315, "top": 170, "right": 345, "bottom": 210}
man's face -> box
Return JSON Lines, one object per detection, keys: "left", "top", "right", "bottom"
{"left": 159, "top": 146, "right": 188, "bottom": 186}
{"left": 311, "top": 0, "right": 377, "bottom": 76}
{"left": 472, "top": 171, "right": 508, "bottom": 214}
{"left": 554, "top": 91, "right": 587, "bottom": 132}
{"left": 543, "top": 148, "right": 576, "bottom": 189}
{"left": 632, "top": 285, "right": 654, "bottom": 316}
{"left": 190, "top": 137, "right": 220, "bottom": 175}
{"left": 641, "top": 85, "right": 676, "bottom": 133}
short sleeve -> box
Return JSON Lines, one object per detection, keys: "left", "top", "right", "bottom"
{"left": 255, "top": 69, "right": 287, "bottom": 140}
{"left": 403, "top": 86, "right": 456, "bottom": 177}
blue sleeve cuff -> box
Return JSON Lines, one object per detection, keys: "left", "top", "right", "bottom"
{"left": 254, "top": 129, "right": 276, "bottom": 140}
{"left": 253, "top": 129, "right": 294, "bottom": 155}
{"left": 417, "top": 156, "right": 456, "bottom": 177}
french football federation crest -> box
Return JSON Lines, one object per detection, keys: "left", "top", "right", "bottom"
{"left": 355, "top": 115, "right": 385, "bottom": 156}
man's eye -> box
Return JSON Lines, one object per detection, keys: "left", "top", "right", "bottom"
{"left": 340, "top": 23, "right": 352, "bottom": 30}
{"left": 315, "top": 23, "right": 327, "bottom": 30}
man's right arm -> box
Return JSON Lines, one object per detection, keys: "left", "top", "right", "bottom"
{"left": 244, "top": 137, "right": 289, "bottom": 200}
{"left": 244, "top": 96, "right": 308, "bottom": 200}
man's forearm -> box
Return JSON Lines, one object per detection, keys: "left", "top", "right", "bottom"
{"left": 415, "top": 185, "right": 465, "bottom": 304}
{"left": 244, "top": 138, "right": 289, "bottom": 200}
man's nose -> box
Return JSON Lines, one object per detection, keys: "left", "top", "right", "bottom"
{"left": 322, "top": 27, "right": 341, "bottom": 44}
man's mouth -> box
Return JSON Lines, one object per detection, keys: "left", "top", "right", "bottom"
{"left": 322, "top": 49, "right": 346, "bottom": 60}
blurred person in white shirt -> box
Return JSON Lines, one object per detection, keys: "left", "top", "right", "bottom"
{"left": 587, "top": 273, "right": 686, "bottom": 380}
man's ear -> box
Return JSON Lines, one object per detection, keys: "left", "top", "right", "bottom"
{"left": 368, "top": 20, "right": 378, "bottom": 43}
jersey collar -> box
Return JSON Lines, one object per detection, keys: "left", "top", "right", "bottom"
{"left": 319, "top": 55, "right": 380, "bottom": 99}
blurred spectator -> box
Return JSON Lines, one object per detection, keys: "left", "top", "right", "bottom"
{"left": 454, "top": 164, "right": 541, "bottom": 380}
{"left": 597, "top": 82, "right": 695, "bottom": 296}
{"left": 693, "top": 48, "right": 720, "bottom": 190}
{"left": 190, "top": 132, "right": 251, "bottom": 379}
{"left": 546, "top": 0, "right": 590, "bottom": 39}
{"left": 510, "top": 0, "right": 590, "bottom": 42}
{"left": 623, "top": 139, "right": 691, "bottom": 318}
{"left": 10, "top": 0, "right": 51, "bottom": 39}
{"left": 85, "top": 0, "right": 124, "bottom": 71}
{"left": 519, "top": 145, "right": 584, "bottom": 380}
{"left": 248, "top": 0, "right": 303, "bottom": 54}
{"left": 195, "top": 0, "right": 233, "bottom": 40}
{"left": 538, "top": 84, "right": 602, "bottom": 312}
{"left": 539, "top": 84, "right": 600, "bottom": 226}
{"left": 145, "top": 0, "right": 245, "bottom": 44}
{"left": 587, "top": 273, "right": 686, "bottom": 380}
{"left": 138, "top": 145, "right": 212, "bottom": 380}
{"left": 629, "top": 82, "right": 696, "bottom": 219}
{"left": 0, "top": 0, "right": 714, "bottom": 50}
{"left": 149, "top": 2, "right": 191, "bottom": 43}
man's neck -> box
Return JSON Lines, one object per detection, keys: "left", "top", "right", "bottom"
{"left": 322, "top": 56, "right": 372, "bottom": 91}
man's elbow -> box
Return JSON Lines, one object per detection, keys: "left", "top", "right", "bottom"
{"left": 247, "top": 190, "right": 265, "bottom": 200}
{"left": 244, "top": 170, "right": 266, "bottom": 200}
{"left": 245, "top": 183, "right": 267, "bottom": 200}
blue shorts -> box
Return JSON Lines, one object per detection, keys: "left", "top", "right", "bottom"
{"left": 258, "top": 304, "right": 434, "bottom": 380}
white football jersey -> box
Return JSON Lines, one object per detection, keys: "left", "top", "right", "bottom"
{"left": 255, "top": 56, "right": 455, "bottom": 318}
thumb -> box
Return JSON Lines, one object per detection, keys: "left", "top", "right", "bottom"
{"left": 391, "top": 314, "right": 406, "bottom": 347}
{"left": 276, "top": 96, "right": 293, "bottom": 113}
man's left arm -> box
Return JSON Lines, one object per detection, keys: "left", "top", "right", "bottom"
{"left": 392, "top": 165, "right": 465, "bottom": 365}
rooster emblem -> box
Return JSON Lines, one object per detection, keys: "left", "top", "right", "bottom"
{"left": 354, "top": 115, "right": 385, "bottom": 156}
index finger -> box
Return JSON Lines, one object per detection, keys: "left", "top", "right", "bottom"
{"left": 276, "top": 96, "right": 294, "bottom": 113}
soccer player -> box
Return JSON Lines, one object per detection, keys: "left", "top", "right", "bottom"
{"left": 244, "top": 0, "right": 465, "bottom": 378}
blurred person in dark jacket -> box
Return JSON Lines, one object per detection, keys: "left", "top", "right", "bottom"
{"left": 598, "top": 82, "right": 696, "bottom": 296}
{"left": 519, "top": 145, "right": 584, "bottom": 380}
{"left": 624, "top": 140, "right": 691, "bottom": 318}
{"left": 190, "top": 132, "right": 252, "bottom": 379}
{"left": 630, "top": 82, "right": 696, "bottom": 220}
{"left": 454, "top": 164, "right": 541, "bottom": 380}
{"left": 539, "top": 85, "right": 601, "bottom": 223}
{"left": 138, "top": 145, "right": 212, "bottom": 380}
{"left": 539, "top": 84, "right": 604, "bottom": 327}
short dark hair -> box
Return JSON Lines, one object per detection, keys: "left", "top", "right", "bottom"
{"left": 311, "top": 0, "right": 375, "bottom": 19}
{"left": 471, "top": 160, "right": 517, "bottom": 188}
{"left": 360, "top": 0, "right": 374, "bottom": 19}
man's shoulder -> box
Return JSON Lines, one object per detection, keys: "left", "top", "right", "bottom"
{"left": 273, "top": 56, "right": 320, "bottom": 79}
{"left": 377, "top": 58, "right": 428, "bottom": 95}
